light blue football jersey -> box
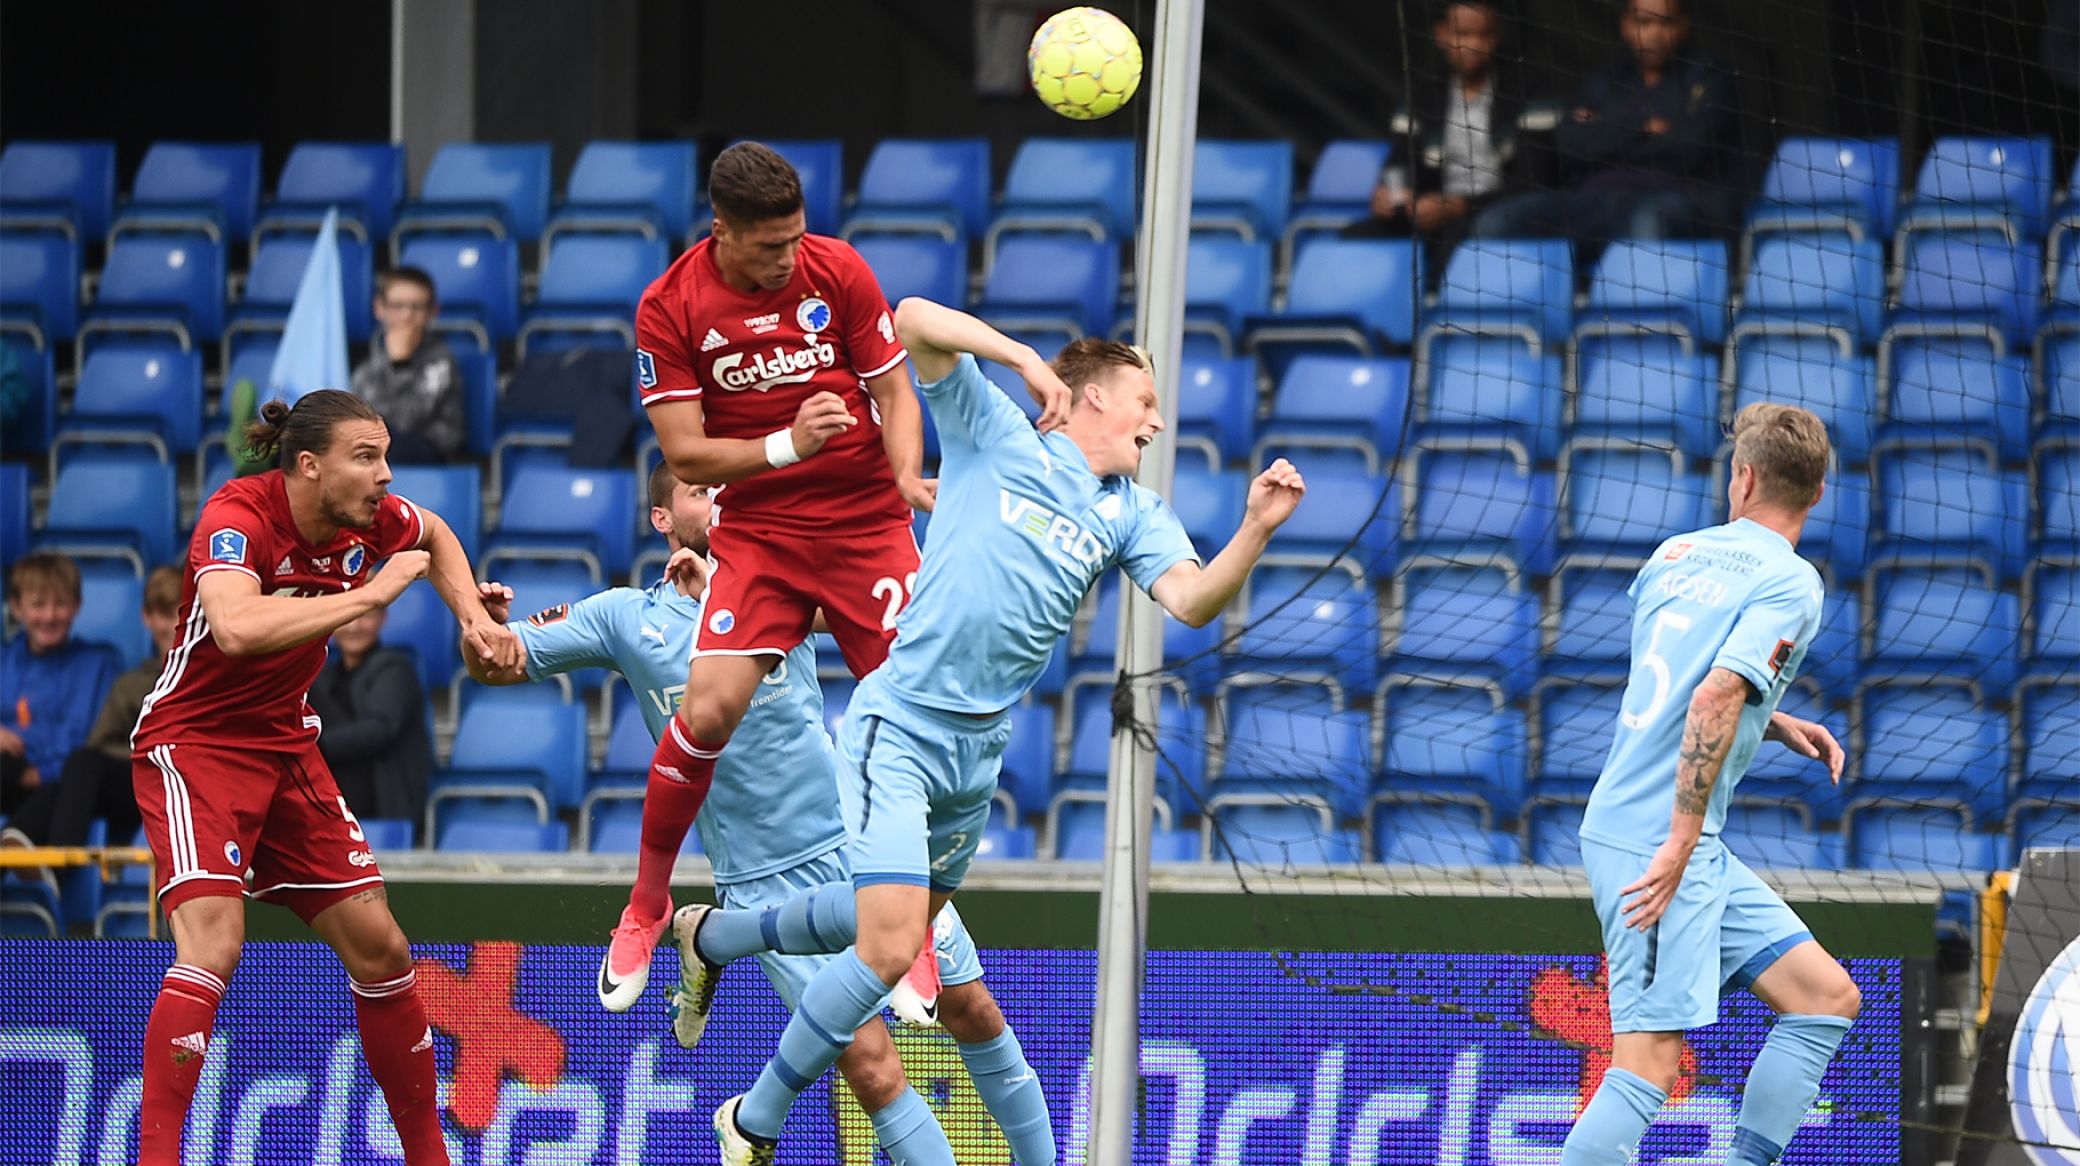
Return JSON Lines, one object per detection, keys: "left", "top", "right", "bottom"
{"left": 510, "top": 580, "right": 844, "bottom": 883}
{"left": 1579, "top": 518, "right": 1826, "bottom": 854}
{"left": 876, "top": 355, "right": 1201, "bottom": 714}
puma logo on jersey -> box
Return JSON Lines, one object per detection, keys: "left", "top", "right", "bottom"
{"left": 639, "top": 624, "right": 668, "bottom": 644}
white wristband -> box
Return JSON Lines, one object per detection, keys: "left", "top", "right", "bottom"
{"left": 764, "top": 428, "right": 801, "bottom": 468}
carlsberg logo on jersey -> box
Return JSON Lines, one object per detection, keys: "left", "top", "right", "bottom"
{"left": 1000, "top": 490, "right": 1107, "bottom": 567}
{"left": 711, "top": 338, "right": 837, "bottom": 392}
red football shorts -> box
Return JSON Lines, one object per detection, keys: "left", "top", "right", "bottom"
{"left": 134, "top": 742, "right": 385, "bottom": 924}
{"left": 694, "top": 521, "right": 920, "bottom": 678}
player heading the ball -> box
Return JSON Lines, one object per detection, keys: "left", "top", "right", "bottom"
{"left": 677, "top": 298, "right": 1306, "bottom": 1161}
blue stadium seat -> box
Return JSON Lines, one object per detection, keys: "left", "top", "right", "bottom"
{"left": 1901, "top": 135, "right": 2054, "bottom": 243}
{"left": 1385, "top": 561, "right": 1539, "bottom": 697}
{"left": 397, "top": 235, "right": 519, "bottom": 344}
{"left": 489, "top": 463, "right": 637, "bottom": 579}
{"left": 0, "top": 341, "right": 52, "bottom": 458}
{"left": 548, "top": 141, "right": 697, "bottom": 245}
{"left": 520, "top": 234, "right": 668, "bottom": 354}
{"left": 594, "top": 692, "right": 657, "bottom": 788}
{"left": 0, "top": 879, "right": 61, "bottom": 938}
{"left": 394, "top": 142, "right": 551, "bottom": 246}
{"left": 748, "top": 140, "right": 843, "bottom": 237}
{"left": 1176, "top": 235, "right": 1272, "bottom": 354}
{"left": 2047, "top": 244, "right": 2080, "bottom": 331}
{"left": 388, "top": 464, "right": 481, "bottom": 562}
{"left": 1373, "top": 677, "right": 1526, "bottom": 815}
{"left": 0, "top": 228, "right": 78, "bottom": 346}
{"left": 63, "top": 339, "right": 204, "bottom": 456}
{"left": 1258, "top": 354, "right": 1410, "bottom": 474}
{"left": 1369, "top": 800, "right": 1518, "bottom": 865}
{"left": 2012, "top": 804, "right": 2080, "bottom": 854}
{"left": 1245, "top": 238, "right": 1424, "bottom": 362}
{"left": 1865, "top": 564, "right": 2021, "bottom": 699}
{"left": 1845, "top": 804, "right": 1995, "bottom": 872}
{"left": 997, "top": 701, "right": 1056, "bottom": 816}
{"left": 851, "top": 236, "right": 966, "bottom": 312}
{"left": 1057, "top": 680, "right": 1206, "bottom": 806}
{"left": 843, "top": 138, "right": 991, "bottom": 244}
{"left": 443, "top": 685, "right": 587, "bottom": 811}
{"left": 1056, "top": 805, "right": 1202, "bottom": 863}
{"left": 1283, "top": 139, "right": 1391, "bottom": 262}
{"left": 1726, "top": 340, "right": 1875, "bottom": 468}
{"left": 0, "top": 140, "right": 116, "bottom": 243}
{"left": 1228, "top": 565, "right": 1377, "bottom": 698}
{"left": 1173, "top": 355, "right": 1256, "bottom": 467}
{"left": 39, "top": 452, "right": 176, "bottom": 570}
{"left": 1401, "top": 441, "right": 1555, "bottom": 576}
{"left": 260, "top": 142, "right": 405, "bottom": 246}
{"left": 113, "top": 142, "right": 260, "bottom": 246}
{"left": 86, "top": 233, "right": 226, "bottom": 347}
{"left": 2037, "top": 439, "right": 2080, "bottom": 553}
{"left": 1733, "top": 235, "right": 1885, "bottom": 349}
{"left": 1261, "top": 467, "right": 1396, "bottom": 571}
{"left": 976, "top": 236, "right": 1118, "bottom": 340}
{"left": 0, "top": 463, "right": 28, "bottom": 570}
{"left": 1075, "top": 573, "right": 1222, "bottom": 693}
{"left": 1544, "top": 557, "right": 1636, "bottom": 675}
{"left": 1734, "top": 686, "right": 1846, "bottom": 821}
{"left": 975, "top": 824, "right": 1038, "bottom": 861}
{"left": 1190, "top": 140, "right": 1292, "bottom": 242}
{"left": 1743, "top": 137, "right": 1901, "bottom": 252}
{"left": 1852, "top": 682, "right": 2007, "bottom": 822}
{"left": 1559, "top": 439, "right": 1712, "bottom": 555}
{"left": 1525, "top": 799, "right": 1587, "bottom": 866}
{"left": 75, "top": 562, "right": 148, "bottom": 668}
{"left": 2027, "top": 563, "right": 2080, "bottom": 666}
{"left": 986, "top": 138, "right": 1138, "bottom": 266}
{"left": 1576, "top": 239, "right": 1730, "bottom": 349}
{"left": 1532, "top": 678, "right": 1627, "bottom": 799}
{"left": 2014, "top": 680, "right": 2080, "bottom": 807}
{"left": 580, "top": 797, "right": 654, "bottom": 854}
{"left": 1427, "top": 239, "right": 1574, "bottom": 350}
{"left": 1168, "top": 464, "right": 1246, "bottom": 554}
{"left": 1721, "top": 802, "right": 1838, "bottom": 870}
{"left": 1414, "top": 332, "right": 1563, "bottom": 461}
{"left": 1206, "top": 801, "right": 1357, "bottom": 866}
{"left": 1872, "top": 443, "right": 2027, "bottom": 577}
{"left": 1804, "top": 589, "right": 1869, "bottom": 702}
{"left": 230, "top": 230, "right": 375, "bottom": 346}
{"left": 357, "top": 818, "right": 415, "bottom": 853}
{"left": 439, "top": 818, "right": 570, "bottom": 853}
{"left": 1888, "top": 234, "right": 2040, "bottom": 348}
{"left": 1569, "top": 337, "right": 1719, "bottom": 459}
{"left": 498, "top": 559, "right": 605, "bottom": 635}
{"left": 1796, "top": 468, "right": 1872, "bottom": 583}
{"left": 1877, "top": 334, "right": 2030, "bottom": 461}
{"left": 378, "top": 581, "right": 460, "bottom": 698}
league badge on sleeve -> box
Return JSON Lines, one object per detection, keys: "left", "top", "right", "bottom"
{"left": 796, "top": 297, "right": 832, "bottom": 334}
{"left": 636, "top": 348, "right": 658, "bottom": 389}
{"left": 209, "top": 529, "right": 249, "bottom": 565}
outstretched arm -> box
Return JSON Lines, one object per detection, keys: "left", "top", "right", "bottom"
{"left": 1149, "top": 459, "right": 1307, "bottom": 627}
{"left": 1766, "top": 709, "right": 1845, "bottom": 785}
{"left": 893, "top": 298, "right": 1071, "bottom": 431}
{"left": 1619, "top": 667, "right": 1751, "bottom": 930}
{"left": 419, "top": 507, "right": 519, "bottom": 674}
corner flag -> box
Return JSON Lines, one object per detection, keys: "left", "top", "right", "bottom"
{"left": 266, "top": 207, "right": 350, "bottom": 405}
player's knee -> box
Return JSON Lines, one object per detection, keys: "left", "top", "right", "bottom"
{"left": 837, "top": 1040, "right": 909, "bottom": 1112}
{"left": 678, "top": 689, "right": 744, "bottom": 741}
{"left": 337, "top": 918, "right": 413, "bottom": 982}
{"left": 857, "top": 926, "right": 926, "bottom": 984}
{"left": 936, "top": 982, "right": 1004, "bottom": 1043}
{"left": 1819, "top": 972, "right": 1861, "bottom": 1021}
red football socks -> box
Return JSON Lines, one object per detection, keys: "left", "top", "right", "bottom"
{"left": 351, "top": 968, "right": 449, "bottom": 1164}
{"left": 139, "top": 963, "right": 226, "bottom": 1164}
{"left": 630, "top": 717, "right": 723, "bottom": 919}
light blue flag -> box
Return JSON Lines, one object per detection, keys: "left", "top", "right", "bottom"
{"left": 266, "top": 207, "right": 350, "bottom": 406}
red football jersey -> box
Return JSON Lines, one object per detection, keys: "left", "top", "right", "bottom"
{"left": 635, "top": 233, "right": 912, "bottom": 535}
{"left": 131, "top": 472, "right": 425, "bottom": 753}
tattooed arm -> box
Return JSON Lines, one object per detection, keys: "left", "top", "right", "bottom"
{"left": 1620, "top": 667, "right": 1752, "bottom": 930}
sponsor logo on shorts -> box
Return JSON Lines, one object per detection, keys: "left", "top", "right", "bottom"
{"left": 224, "top": 840, "right": 242, "bottom": 867}
{"left": 709, "top": 609, "right": 736, "bottom": 635}
{"left": 348, "top": 850, "right": 377, "bottom": 869}
{"left": 796, "top": 296, "right": 832, "bottom": 333}
{"left": 209, "top": 529, "right": 248, "bottom": 565}
{"left": 635, "top": 349, "right": 657, "bottom": 388}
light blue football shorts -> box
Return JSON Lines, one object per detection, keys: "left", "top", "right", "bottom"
{"left": 836, "top": 673, "right": 1012, "bottom": 896}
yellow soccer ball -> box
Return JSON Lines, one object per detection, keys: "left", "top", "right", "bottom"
{"left": 1028, "top": 7, "right": 1143, "bottom": 121}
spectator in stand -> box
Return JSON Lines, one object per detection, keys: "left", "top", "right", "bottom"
{"left": 2, "top": 565, "right": 182, "bottom": 847}
{"left": 0, "top": 337, "right": 27, "bottom": 436}
{"left": 306, "top": 607, "right": 433, "bottom": 826}
{"left": 351, "top": 267, "right": 465, "bottom": 464}
{"left": 1343, "top": 0, "right": 1558, "bottom": 274}
{"left": 0, "top": 553, "right": 120, "bottom": 814}
{"left": 1473, "top": 0, "right": 1739, "bottom": 251}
